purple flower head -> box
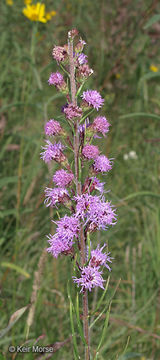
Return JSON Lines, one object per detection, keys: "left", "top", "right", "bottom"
{"left": 40, "top": 140, "right": 65, "bottom": 163}
{"left": 44, "top": 187, "right": 69, "bottom": 207}
{"left": 63, "top": 103, "right": 82, "bottom": 120}
{"left": 93, "top": 155, "right": 112, "bottom": 173}
{"left": 87, "top": 197, "right": 116, "bottom": 231}
{"left": 73, "top": 265, "right": 105, "bottom": 292}
{"left": 75, "top": 39, "right": 86, "bottom": 52}
{"left": 77, "top": 65, "right": 93, "bottom": 80}
{"left": 81, "top": 90, "right": 104, "bottom": 111}
{"left": 92, "top": 116, "right": 110, "bottom": 136}
{"left": 74, "top": 193, "right": 93, "bottom": 220}
{"left": 89, "top": 177, "right": 105, "bottom": 193}
{"left": 78, "top": 53, "right": 88, "bottom": 65}
{"left": 82, "top": 144, "right": 99, "bottom": 160}
{"left": 47, "top": 234, "right": 73, "bottom": 258}
{"left": 48, "top": 72, "right": 64, "bottom": 86}
{"left": 44, "top": 119, "right": 62, "bottom": 136}
{"left": 82, "top": 177, "right": 104, "bottom": 194}
{"left": 52, "top": 45, "right": 68, "bottom": 63}
{"left": 53, "top": 169, "right": 74, "bottom": 187}
{"left": 75, "top": 194, "right": 117, "bottom": 231}
{"left": 89, "top": 244, "right": 112, "bottom": 271}
{"left": 47, "top": 215, "right": 80, "bottom": 258}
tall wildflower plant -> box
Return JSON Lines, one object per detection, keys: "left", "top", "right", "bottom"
{"left": 41, "top": 29, "right": 117, "bottom": 359}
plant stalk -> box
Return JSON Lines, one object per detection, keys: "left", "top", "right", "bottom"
{"left": 68, "top": 31, "right": 90, "bottom": 360}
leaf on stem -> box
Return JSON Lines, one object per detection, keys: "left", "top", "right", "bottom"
{"left": 94, "top": 303, "right": 111, "bottom": 359}
{"left": 67, "top": 282, "right": 80, "bottom": 359}
{"left": 75, "top": 293, "right": 87, "bottom": 346}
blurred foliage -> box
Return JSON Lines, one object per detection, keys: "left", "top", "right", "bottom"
{"left": 0, "top": 0, "right": 160, "bottom": 359}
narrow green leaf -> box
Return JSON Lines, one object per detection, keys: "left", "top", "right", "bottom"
{"left": 87, "top": 233, "right": 91, "bottom": 261}
{"left": 70, "top": 301, "right": 80, "bottom": 360}
{"left": 92, "top": 276, "right": 110, "bottom": 316}
{"left": 119, "top": 112, "right": 160, "bottom": 121}
{"left": 67, "top": 282, "right": 80, "bottom": 359}
{"left": 94, "top": 303, "right": 111, "bottom": 359}
{"left": 117, "top": 336, "right": 130, "bottom": 360}
{"left": 0, "top": 306, "right": 28, "bottom": 339}
{"left": 75, "top": 293, "right": 87, "bottom": 345}
{"left": 143, "top": 14, "right": 160, "bottom": 29}
{"left": 79, "top": 109, "right": 95, "bottom": 124}
{"left": 90, "top": 279, "right": 121, "bottom": 330}
{"left": 76, "top": 81, "right": 85, "bottom": 97}
{"left": 1, "top": 262, "right": 30, "bottom": 279}
{"left": 139, "top": 72, "right": 160, "bottom": 83}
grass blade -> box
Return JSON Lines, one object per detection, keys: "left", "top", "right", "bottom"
{"left": 0, "top": 306, "right": 28, "bottom": 339}
{"left": 119, "top": 112, "right": 160, "bottom": 121}
{"left": 1, "top": 262, "right": 30, "bottom": 278}
{"left": 121, "top": 191, "right": 160, "bottom": 201}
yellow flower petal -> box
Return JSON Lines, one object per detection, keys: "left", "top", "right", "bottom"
{"left": 23, "top": 2, "right": 48, "bottom": 23}
{"left": 150, "top": 65, "right": 158, "bottom": 72}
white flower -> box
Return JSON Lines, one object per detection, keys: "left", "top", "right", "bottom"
{"left": 123, "top": 151, "right": 138, "bottom": 161}
{"left": 129, "top": 151, "right": 138, "bottom": 159}
{"left": 123, "top": 154, "right": 129, "bottom": 161}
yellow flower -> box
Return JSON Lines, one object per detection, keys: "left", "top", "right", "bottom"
{"left": 150, "top": 65, "right": 158, "bottom": 72}
{"left": 23, "top": 3, "right": 47, "bottom": 23}
{"left": 6, "top": 0, "right": 13, "bottom": 5}
{"left": 24, "top": 0, "right": 32, "bottom": 4}
{"left": 45, "top": 10, "right": 56, "bottom": 21}
{"left": 115, "top": 73, "right": 121, "bottom": 79}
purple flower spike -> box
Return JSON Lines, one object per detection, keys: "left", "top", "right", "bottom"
{"left": 89, "top": 244, "right": 113, "bottom": 271}
{"left": 93, "top": 155, "right": 112, "bottom": 173}
{"left": 82, "top": 144, "right": 99, "bottom": 160}
{"left": 44, "top": 187, "right": 69, "bottom": 207}
{"left": 82, "top": 90, "right": 104, "bottom": 110}
{"left": 53, "top": 169, "right": 74, "bottom": 187}
{"left": 40, "top": 140, "right": 65, "bottom": 163}
{"left": 45, "top": 119, "right": 62, "bottom": 136}
{"left": 73, "top": 265, "right": 105, "bottom": 292}
{"left": 93, "top": 116, "right": 110, "bottom": 136}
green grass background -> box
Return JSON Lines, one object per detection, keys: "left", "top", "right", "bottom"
{"left": 0, "top": 0, "right": 160, "bottom": 359}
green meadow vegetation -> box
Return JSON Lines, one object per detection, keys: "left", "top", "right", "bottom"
{"left": 0, "top": 0, "right": 160, "bottom": 359}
